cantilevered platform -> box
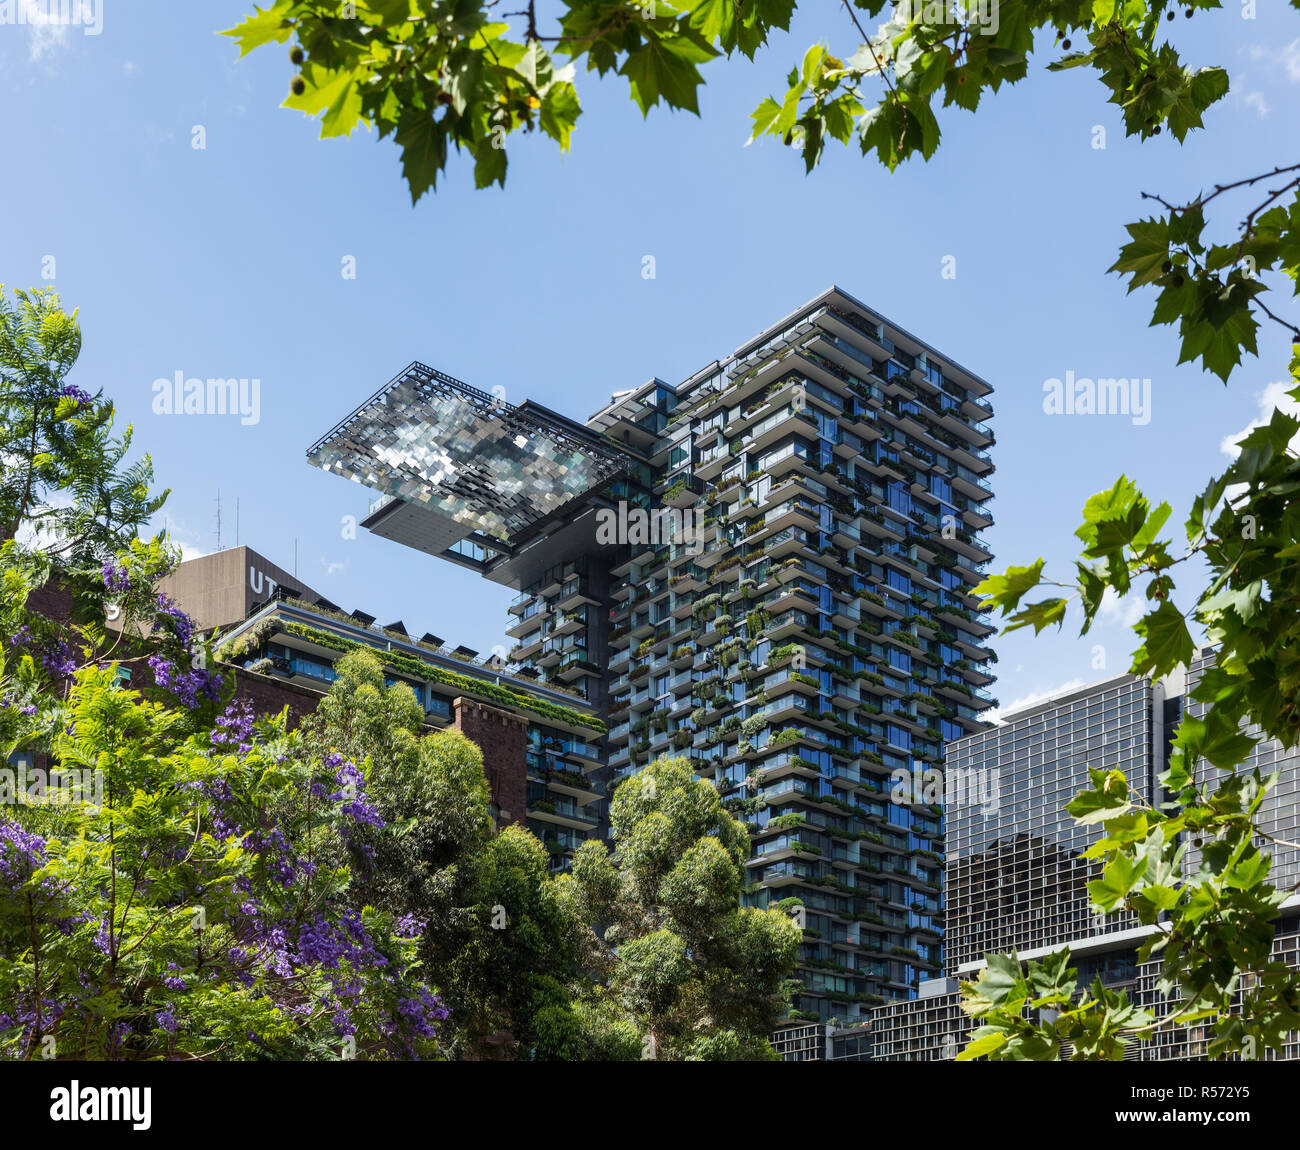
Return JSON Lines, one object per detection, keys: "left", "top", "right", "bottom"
{"left": 308, "top": 361, "right": 632, "bottom": 578}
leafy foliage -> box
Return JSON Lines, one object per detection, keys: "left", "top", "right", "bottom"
{"left": 222, "top": 0, "right": 791, "bottom": 202}
{"left": 964, "top": 351, "right": 1300, "bottom": 1060}
{"left": 566, "top": 756, "right": 800, "bottom": 1060}
{"left": 298, "top": 647, "right": 597, "bottom": 1059}
{"left": 0, "top": 570, "right": 445, "bottom": 1060}
{"left": 0, "top": 285, "right": 166, "bottom": 565}
{"left": 0, "top": 290, "right": 445, "bottom": 1059}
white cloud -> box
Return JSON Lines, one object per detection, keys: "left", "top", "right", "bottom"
{"left": 1284, "top": 38, "right": 1300, "bottom": 83}
{"left": 174, "top": 540, "right": 207, "bottom": 562}
{"left": 985, "top": 678, "right": 1087, "bottom": 727}
{"left": 320, "top": 559, "right": 345, "bottom": 576}
{"left": 12, "top": 0, "right": 102, "bottom": 63}
{"left": 1243, "top": 38, "right": 1300, "bottom": 84}
{"left": 1220, "top": 379, "right": 1300, "bottom": 459}
{"left": 1245, "top": 91, "right": 1271, "bottom": 118}
{"left": 151, "top": 515, "right": 208, "bottom": 562}
{"left": 1096, "top": 586, "right": 1145, "bottom": 629}
{"left": 22, "top": 3, "right": 72, "bottom": 61}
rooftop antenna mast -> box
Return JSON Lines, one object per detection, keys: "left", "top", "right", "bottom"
{"left": 215, "top": 490, "right": 222, "bottom": 552}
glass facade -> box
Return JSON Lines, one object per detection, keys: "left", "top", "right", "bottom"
{"left": 864, "top": 669, "right": 1300, "bottom": 1063}
{"left": 946, "top": 675, "right": 1163, "bottom": 973}
{"left": 308, "top": 361, "right": 629, "bottom": 544}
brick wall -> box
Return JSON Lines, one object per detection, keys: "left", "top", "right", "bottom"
{"left": 230, "top": 669, "right": 323, "bottom": 731}
{"left": 25, "top": 580, "right": 76, "bottom": 624}
{"left": 451, "top": 696, "right": 528, "bottom": 826}
{"left": 234, "top": 675, "right": 530, "bottom": 825}
{"left": 9, "top": 573, "right": 530, "bottom": 825}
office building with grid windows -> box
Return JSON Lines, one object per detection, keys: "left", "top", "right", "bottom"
{"left": 1183, "top": 648, "right": 1300, "bottom": 891}
{"left": 861, "top": 666, "right": 1300, "bottom": 1062}
{"left": 944, "top": 674, "right": 1171, "bottom": 973}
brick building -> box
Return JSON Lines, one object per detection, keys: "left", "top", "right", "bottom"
{"left": 190, "top": 552, "right": 606, "bottom": 853}
{"left": 13, "top": 546, "right": 604, "bottom": 855}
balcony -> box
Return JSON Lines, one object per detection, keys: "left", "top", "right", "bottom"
{"left": 528, "top": 799, "right": 601, "bottom": 829}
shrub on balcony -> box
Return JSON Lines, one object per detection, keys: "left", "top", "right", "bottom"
{"left": 768, "top": 643, "right": 799, "bottom": 665}
{"left": 786, "top": 1010, "right": 821, "bottom": 1022}
{"left": 277, "top": 621, "right": 605, "bottom": 732}
{"left": 769, "top": 812, "right": 807, "bottom": 830}
{"left": 214, "top": 618, "right": 275, "bottom": 663}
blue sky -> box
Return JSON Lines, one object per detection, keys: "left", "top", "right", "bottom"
{"left": 3, "top": 1, "right": 1299, "bottom": 716}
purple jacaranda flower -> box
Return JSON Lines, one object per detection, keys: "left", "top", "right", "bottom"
{"left": 152, "top": 593, "right": 195, "bottom": 649}
{"left": 41, "top": 640, "right": 76, "bottom": 678}
{"left": 211, "top": 697, "right": 254, "bottom": 754}
{"left": 0, "top": 820, "right": 46, "bottom": 883}
{"left": 101, "top": 562, "right": 131, "bottom": 594}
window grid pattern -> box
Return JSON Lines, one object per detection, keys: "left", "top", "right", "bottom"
{"left": 1185, "top": 651, "right": 1300, "bottom": 891}
{"left": 869, "top": 992, "right": 970, "bottom": 1061}
{"left": 945, "top": 677, "right": 1156, "bottom": 971}
{"left": 1133, "top": 916, "right": 1300, "bottom": 1061}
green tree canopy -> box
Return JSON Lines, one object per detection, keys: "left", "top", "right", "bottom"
{"left": 568, "top": 756, "right": 800, "bottom": 1060}
{"left": 0, "top": 285, "right": 165, "bottom": 562}
{"left": 298, "top": 646, "right": 598, "bottom": 1058}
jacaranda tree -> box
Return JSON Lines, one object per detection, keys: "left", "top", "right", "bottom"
{"left": 297, "top": 646, "right": 599, "bottom": 1059}
{"left": 0, "top": 286, "right": 447, "bottom": 1059}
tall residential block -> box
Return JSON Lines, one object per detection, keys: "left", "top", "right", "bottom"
{"left": 308, "top": 287, "right": 999, "bottom": 1025}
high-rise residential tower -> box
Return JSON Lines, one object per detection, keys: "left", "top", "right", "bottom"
{"left": 307, "top": 287, "right": 999, "bottom": 1025}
